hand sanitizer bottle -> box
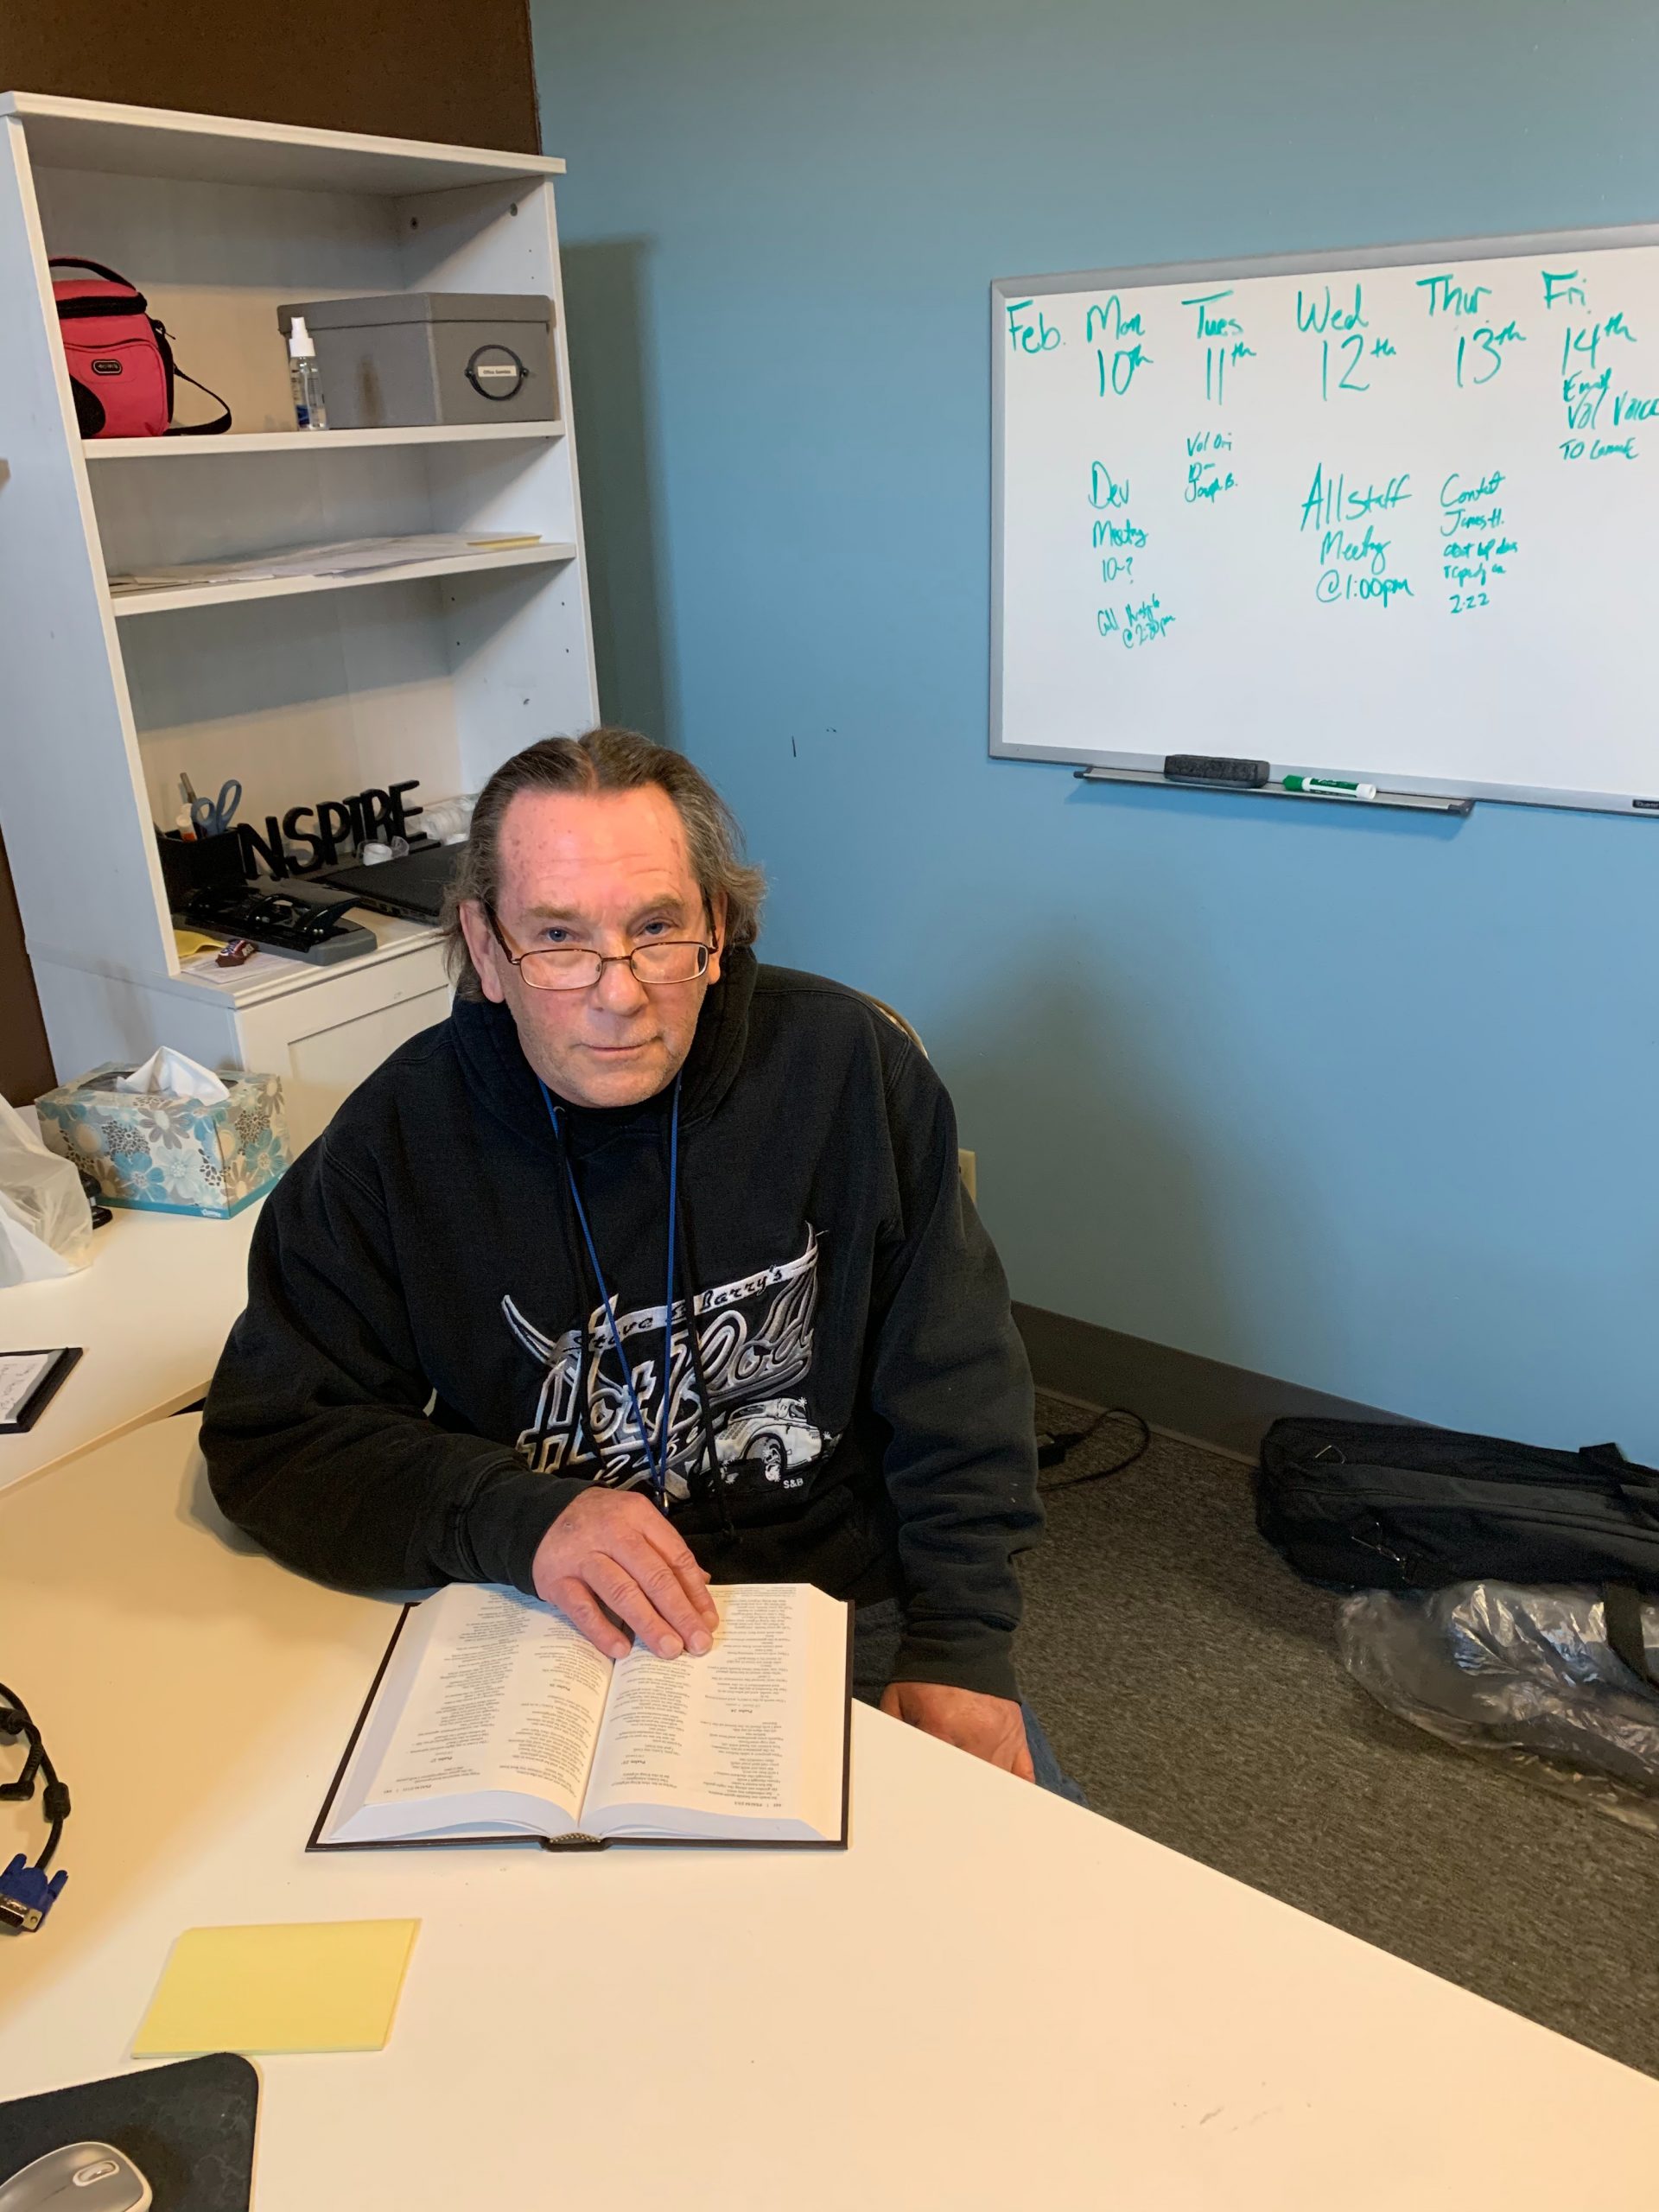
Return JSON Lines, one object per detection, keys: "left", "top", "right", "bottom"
{"left": 287, "top": 315, "right": 327, "bottom": 431}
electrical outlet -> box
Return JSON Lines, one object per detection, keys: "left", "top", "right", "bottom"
{"left": 957, "top": 1148, "right": 977, "bottom": 1201}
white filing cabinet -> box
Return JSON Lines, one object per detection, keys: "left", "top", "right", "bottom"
{"left": 0, "top": 92, "right": 598, "bottom": 1130}
{"left": 31, "top": 919, "right": 453, "bottom": 1151}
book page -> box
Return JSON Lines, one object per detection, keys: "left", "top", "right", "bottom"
{"left": 323, "top": 1586, "right": 613, "bottom": 1844}
{"left": 584, "top": 1584, "right": 847, "bottom": 1839}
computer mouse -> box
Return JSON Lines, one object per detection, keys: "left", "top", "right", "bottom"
{"left": 0, "top": 2143, "right": 151, "bottom": 2212}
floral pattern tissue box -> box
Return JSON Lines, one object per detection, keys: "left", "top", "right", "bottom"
{"left": 35, "top": 1065, "right": 290, "bottom": 1217}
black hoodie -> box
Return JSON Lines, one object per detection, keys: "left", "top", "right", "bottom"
{"left": 201, "top": 950, "right": 1042, "bottom": 1698}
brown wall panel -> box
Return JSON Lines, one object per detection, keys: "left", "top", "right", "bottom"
{"left": 0, "top": 0, "right": 540, "bottom": 151}
{"left": 0, "top": 832, "right": 54, "bottom": 1106}
{"left": 0, "top": 0, "right": 540, "bottom": 1102}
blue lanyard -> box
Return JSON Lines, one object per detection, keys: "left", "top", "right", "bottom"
{"left": 540, "top": 1074, "right": 681, "bottom": 1507}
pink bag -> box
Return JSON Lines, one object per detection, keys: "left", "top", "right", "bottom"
{"left": 50, "top": 256, "right": 231, "bottom": 439}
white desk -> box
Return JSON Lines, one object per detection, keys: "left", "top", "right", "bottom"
{"left": 0, "top": 1204, "right": 257, "bottom": 1493}
{"left": 3, "top": 1419, "right": 1656, "bottom": 2209}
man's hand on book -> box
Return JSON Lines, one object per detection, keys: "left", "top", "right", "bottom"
{"left": 531, "top": 1491, "right": 719, "bottom": 1662}
{"left": 879, "top": 1681, "right": 1036, "bottom": 1781}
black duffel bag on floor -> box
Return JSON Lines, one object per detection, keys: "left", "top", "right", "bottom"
{"left": 1255, "top": 1418, "right": 1659, "bottom": 1682}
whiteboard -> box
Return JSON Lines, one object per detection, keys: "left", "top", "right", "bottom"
{"left": 991, "top": 227, "right": 1659, "bottom": 813}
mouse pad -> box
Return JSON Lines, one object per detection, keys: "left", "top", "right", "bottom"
{"left": 0, "top": 2053, "right": 257, "bottom": 2211}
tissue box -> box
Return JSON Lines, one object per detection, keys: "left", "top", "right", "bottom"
{"left": 35, "top": 1065, "right": 290, "bottom": 1217}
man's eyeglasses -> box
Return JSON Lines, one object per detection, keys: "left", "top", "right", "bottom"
{"left": 487, "top": 911, "right": 713, "bottom": 993}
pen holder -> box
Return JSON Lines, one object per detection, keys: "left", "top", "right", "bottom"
{"left": 156, "top": 825, "right": 245, "bottom": 911}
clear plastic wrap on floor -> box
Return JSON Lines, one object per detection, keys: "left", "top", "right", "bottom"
{"left": 1337, "top": 1581, "right": 1659, "bottom": 1834}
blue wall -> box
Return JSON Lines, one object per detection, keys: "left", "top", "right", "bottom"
{"left": 534, "top": 0, "right": 1659, "bottom": 1457}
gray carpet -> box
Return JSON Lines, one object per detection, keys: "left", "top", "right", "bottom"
{"left": 1019, "top": 1395, "right": 1659, "bottom": 2079}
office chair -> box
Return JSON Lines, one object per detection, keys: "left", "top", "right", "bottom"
{"left": 860, "top": 993, "right": 928, "bottom": 1058}
{"left": 858, "top": 992, "right": 979, "bottom": 1198}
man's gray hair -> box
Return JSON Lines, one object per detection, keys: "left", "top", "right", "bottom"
{"left": 442, "top": 726, "right": 766, "bottom": 1000}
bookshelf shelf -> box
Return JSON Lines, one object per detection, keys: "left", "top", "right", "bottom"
{"left": 0, "top": 91, "right": 564, "bottom": 194}
{"left": 110, "top": 539, "right": 576, "bottom": 617}
{"left": 86, "top": 422, "right": 564, "bottom": 460}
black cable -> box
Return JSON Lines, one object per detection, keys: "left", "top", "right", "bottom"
{"left": 0, "top": 1678, "right": 69, "bottom": 1871}
{"left": 38, "top": 1766, "right": 68, "bottom": 1873}
{"left": 1036, "top": 1407, "right": 1153, "bottom": 1493}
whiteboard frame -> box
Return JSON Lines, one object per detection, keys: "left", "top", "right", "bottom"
{"left": 990, "top": 223, "right": 1659, "bottom": 816}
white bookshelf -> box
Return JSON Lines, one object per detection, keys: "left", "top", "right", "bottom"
{"left": 0, "top": 92, "right": 598, "bottom": 1147}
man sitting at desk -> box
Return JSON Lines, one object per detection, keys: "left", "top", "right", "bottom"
{"left": 204, "top": 728, "right": 1077, "bottom": 1796}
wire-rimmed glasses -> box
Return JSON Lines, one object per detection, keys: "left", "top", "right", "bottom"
{"left": 487, "top": 912, "right": 713, "bottom": 992}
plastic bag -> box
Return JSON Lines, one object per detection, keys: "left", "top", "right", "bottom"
{"left": 1338, "top": 1581, "right": 1659, "bottom": 1834}
{"left": 0, "top": 1096, "right": 93, "bottom": 1285}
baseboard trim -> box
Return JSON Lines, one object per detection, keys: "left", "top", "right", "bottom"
{"left": 1014, "top": 1303, "right": 1408, "bottom": 1465}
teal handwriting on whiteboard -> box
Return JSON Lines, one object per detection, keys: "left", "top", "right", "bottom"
{"left": 1005, "top": 300, "right": 1060, "bottom": 353}
{"left": 991, "top": 225, "right": 1659, "bottom": 811}
{"left": 1417, "top": 273, "right": 1492, "bottom": 317}
{"left": 1088, "top": 462, "right": 1131, "bottom": 509}
{"left": 1440, "top": 471, "right": 1518, "bottom": 610}
{"left": 1084, "top": 296, "right": 1154, "bottom": 396}
{"left": 1296, "top": 281, "right": 1398, "bottom": 399}
{"left": 1182, "top": 287, "right": 1253, "bottom": 406}
{"left": 1456, "top": 321, "right": 1526, "bottom": 386}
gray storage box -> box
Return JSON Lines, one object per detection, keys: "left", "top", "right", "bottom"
{"left": 276, "top": 294, "right": 559, "bottom": 429}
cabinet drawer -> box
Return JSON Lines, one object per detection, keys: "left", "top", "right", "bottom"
{"left": 238, "top": 944, "right": 452, "bottom": 1150}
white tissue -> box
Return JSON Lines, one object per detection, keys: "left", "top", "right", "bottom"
{"left": 115, "top": 1047, "right": 230, "bottom": 1103}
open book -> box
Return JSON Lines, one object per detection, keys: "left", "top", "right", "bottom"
{"left": 311, "top": 1581, "right": 851, "bottom": 1851}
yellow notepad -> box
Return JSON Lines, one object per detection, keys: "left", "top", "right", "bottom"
{"left": 133, "top": 1918, "right": 420, "bottom": 2056}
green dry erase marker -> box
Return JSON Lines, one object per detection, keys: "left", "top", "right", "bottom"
{"left": 1283, "top": 774, "right": 1378, "bottom": 800}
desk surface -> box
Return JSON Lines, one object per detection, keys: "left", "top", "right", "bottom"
{"left": 0, "top": 1205, "right": 257, "bottom": 1493}
{"left": 3, "top": 1419, "right": 1655, "bottom": 2209}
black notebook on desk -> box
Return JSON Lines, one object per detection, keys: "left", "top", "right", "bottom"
{"left": 0, "top": 1348, "right": 81, "bottom": 1433}
{"left": 310, "top": 1582, "right": 852, "bottom": 1853}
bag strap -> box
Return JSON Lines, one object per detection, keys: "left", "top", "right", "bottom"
{"left": 164, "top": 364, "right": 232, "bottom": 436}
{"left": 150, "top": 322, "right": 232, "bottom": 436}
{"left": 1604, "top": 1583, "right": 1659, "bottom": 1692}
{"left": 1580, "top": 1440, "right": 1659, "bottom": 1486}
{"left": 1580, "top": 1441, "right": 1659, "bottom": 1526}
{"left": 48, "top": 256, "right": 138, "bottom": 289}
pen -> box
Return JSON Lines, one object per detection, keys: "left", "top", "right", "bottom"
{"left": 1283, "top": 774, "right": 1378, "bottom": 800}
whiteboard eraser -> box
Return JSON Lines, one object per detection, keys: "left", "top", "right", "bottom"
{"left": 1163, "top": 755, "right": 1270, "bottom": 786}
